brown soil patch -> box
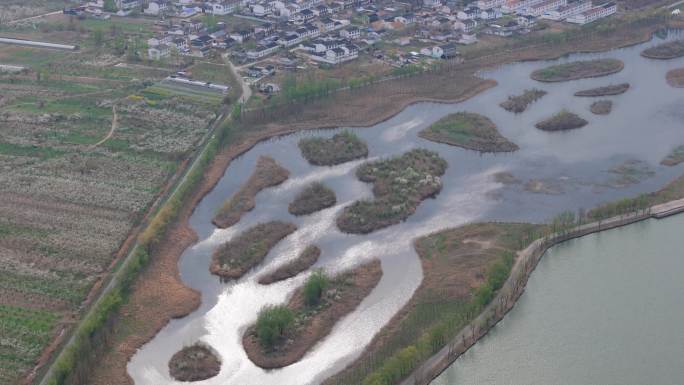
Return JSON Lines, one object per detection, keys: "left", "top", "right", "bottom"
{"left": 258, "top": 245, "right": 321, "bottom": 285}
{"left": 168, "top": 343, "right": 221, "bottom": 382}
{"left": 212, "top": 156, "right": 289, "bottom": 228}
{"left": 243, "top": 260, "right": 382, "bottom": 368}
{"left": 210, "top": 221, "right": 297, "bottom": 279}
{"left": 666, "top": 68, "right": 684, "bottom": 88}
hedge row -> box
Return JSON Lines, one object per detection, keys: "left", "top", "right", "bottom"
{"left": 45, "top": 119, "right": 236, "bottom": 385}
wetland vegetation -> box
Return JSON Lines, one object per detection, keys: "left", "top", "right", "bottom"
{"left": 168, "top": 343, "right": 221, "bottom": 382}
{"left": 210, "top": 221, "right": 297, "bottom": 279}
{"left": 418, "top": 112, "right": 519, "bottom": 153}
{"left": 530, "top": 59, "right": 624, "bottom": 82}
{"left": 337, "top": 149, "right": 447, "bottom": 234}
{"left": 288, "top": 182, "right": 337, "bottom": 216}
{"left": 244, "top": 261, "right": 382, "bottom": 368}
{"left": 499, "top": 89, "right": 547, "bottom": 113}
{"left": 590, "top": 100, "right": 613, "bottom": 115}
{"left": 212, "top": 156, "right": 290, "bottom": 228}
{"left": 258, "top": 245, "right": 321, "bottom": 285}
{"left": 574, "top": 83, "right": 630, "bottom": 97}
{"left": 535, "top": 110, "right": 588, "bottom": 131}
{"left": 298, "top": 132, "right": 368, "bottom": 166}
{"left": 641, "top": 40, "right": 684, "bottom": 59}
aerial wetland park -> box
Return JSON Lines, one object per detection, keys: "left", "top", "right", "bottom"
{"left": 2, "top": 1, "right": 684, "bottom": 385}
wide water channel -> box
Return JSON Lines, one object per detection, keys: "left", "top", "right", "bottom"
{"left": 128, "top": 32, "right": 684, "bottom": 385}
{"left": 433, "top": 214, "right": 684, "bottom": 385}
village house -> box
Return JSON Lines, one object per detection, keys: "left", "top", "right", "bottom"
{"left": 542, "top": 0, "right": 591, "bottom": 20}
{"left": 566, "top": 1, "right": 616, "bottom": 23}
{"left": 144, "top": 0, "right": 170, "bottom": 15}
{"left": 247, "top": 41, "right": 280, "bottom": 58}
{"left": 522, "top": 0, "right": 567, "bottom": 17}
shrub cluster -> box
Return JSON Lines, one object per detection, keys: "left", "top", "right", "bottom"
{"left": 303, "top": 270, "right": 330, "bottom": 307}
{"left": 256, "top": 305, "right": 295, "bottom": 349}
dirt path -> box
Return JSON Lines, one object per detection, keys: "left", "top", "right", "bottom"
{"left": 92, "top": 105, "right": 117, "bottom": 147}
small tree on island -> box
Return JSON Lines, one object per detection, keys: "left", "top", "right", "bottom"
{"left": 256, "top": 305, "right": 294, "bottom": 349}
{"left": 303, "top": 270, "right": 329, "bottom": 307}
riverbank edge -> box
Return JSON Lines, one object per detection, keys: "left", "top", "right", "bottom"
{"left": 400, "top": 198, "right": 684, "bottom": 385}
{"left": 88, "top": 18, "right": 675, "bottom": 385}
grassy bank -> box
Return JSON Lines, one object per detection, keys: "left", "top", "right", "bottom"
{"left": 337, "top": 149, "right": 447, "bottom": 234}
{"left": 531, "top": 59, "right": 624, "bottom": 82}
{"left": 288, "top": 182, "right": 337, "bottom": 216}
{"left": 298, "top": 131, "right": 368, "bottom": 166}
{"left": 499, "top": 89, "right": 547, "bottom": 113}
{"left": 244, "top": 261, "right": 382, "bottom": 368}
{"left": 535, "top": 110, "right": 588, "bottom": 131}
{"left": 210, "top": 221, "right": 297, "bottom": 279}
{"left": 212, "top": 156, "right": 289, "bottom": 228}
{"left": 326, "top": 223, "right": 546, "bottom": 385}
{"left": 575, "top": 83, "right": 630, "bottom": 97}
{"left": 418, "top": 112, "right": 519, "bottom": 153}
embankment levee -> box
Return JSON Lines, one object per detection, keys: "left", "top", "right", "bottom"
{"left": 401, "top": 198, "right": 684, "bottom": 385}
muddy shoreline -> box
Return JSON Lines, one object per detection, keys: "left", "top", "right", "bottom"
{"left": 89, "top": 19, "right": 670, "bottom": 385}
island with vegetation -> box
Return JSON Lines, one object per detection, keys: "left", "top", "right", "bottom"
{"left": 535, "top": 110, "right": 588, "bottom": 131}
{"left": 337, "top": 149, "right": 447, "bottom": 234}
{"left": 288, "top": 182, "right": 337, "bottom": 216}
{"left": 244, "top": 261, "right": 383, "bottom": 368}
{"left": 299, "top": 131, "right": 369, "bottom": 166}
{"left": 168, "top": 343, "right": 221, "bottom": 382}
{"left": 499, "top": 88, "right": 547, "bottom": 113}
{"left": 418, "top": 112, "right": 519, "bottom": 153}
{"left": 666, "top": 68, "right": 684, "bottom": 87}
{"left": 661, "top": 146, "right": 684, "bottom": 166}
{"left": 530, "top": 59, "right": 624, "bottom": 82}
{"left": 258, "top": 245, "right": 322, "bottom": 285}
{"left": 212, "top": 156, "right": 290, "bottom": 228}
{"left": 590, "top": 100, "right": 613, "bottom": 115}
{"left": 641, "top": 40, "right": 684, "bottom": 59}
{"left": 210, "top": 221, "right": 297, "bottom": 279}
{"left": 574, "top": 83, "right": 630, "bottom": 97}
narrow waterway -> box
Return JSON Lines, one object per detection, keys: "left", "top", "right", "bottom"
{"left": 433, "top": 214, "right": 684, "bottom": 385}
{"left": 128, "top": 31, "right": 684, "bottom": 385}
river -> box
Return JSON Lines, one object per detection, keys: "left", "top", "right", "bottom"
{"left": 127, "top": 31, "right": 684, "bottom": 385}
{"left": 432, "top": 215, "right": 684, "bottom": 385}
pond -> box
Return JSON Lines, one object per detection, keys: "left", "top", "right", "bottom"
{"left": 127, "top": 31, "right": 684, "bottom": 385}
{"left": 432, "top": 215, "right": 684, "bottom": 385}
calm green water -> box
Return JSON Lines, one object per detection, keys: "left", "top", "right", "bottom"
{"left": 433, "top": 215, "right": 684, "bottom": 385}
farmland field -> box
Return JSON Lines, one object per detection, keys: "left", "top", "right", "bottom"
{"left": 0, "top": 17, "right": 238, "bottom": 384}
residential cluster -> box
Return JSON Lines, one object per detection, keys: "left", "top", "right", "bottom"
{"left": 64, "top": 0, "right": 618, "bottom": 70}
